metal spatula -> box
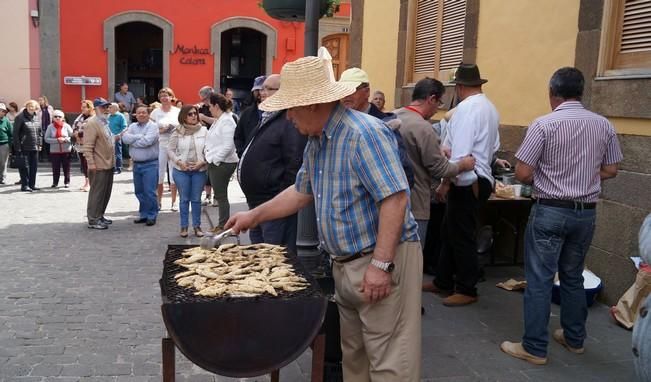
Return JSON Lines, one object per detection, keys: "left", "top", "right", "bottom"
{"left": 199, "top": 228, "right": 235, "bottom": 250}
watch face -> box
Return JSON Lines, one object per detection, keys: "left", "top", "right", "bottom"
{"left": 387, "top": 263, "right": 395, "bottom": 272}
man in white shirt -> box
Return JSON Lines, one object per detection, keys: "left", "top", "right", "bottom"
{"left": 429, "top": 63, "right": 500, "bottom": 306}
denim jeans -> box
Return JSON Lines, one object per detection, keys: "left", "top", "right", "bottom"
{"left": 522, "top": 203, "right": 596, "bottom": 358}
{"left": 173, "top": 168, "right": 206, "bottom": 229}
{"left": 133, "top": 160, "right": 159, "bottom": 220}
{"left": 114, "top": 138, "right": 122, "bottom": 171}
{"left": 248, "top": 212, "right": 298, "bottom": 254}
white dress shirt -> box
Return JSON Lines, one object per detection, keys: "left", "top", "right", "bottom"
{"left": 444, "top": 93, "right": 500, "bottom": 186}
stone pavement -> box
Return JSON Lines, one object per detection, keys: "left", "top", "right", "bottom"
{"left": 0, "top": 166, "right": 638, "bottom": 381}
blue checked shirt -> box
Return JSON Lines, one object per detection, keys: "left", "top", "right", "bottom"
{"left": 295, "top": 104, "right": 419, "bottom": 257}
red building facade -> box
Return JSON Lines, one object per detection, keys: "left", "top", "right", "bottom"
{"left": 57, "top": 0, "right": 307, "bottom": 111}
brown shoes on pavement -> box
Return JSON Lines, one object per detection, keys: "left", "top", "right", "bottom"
{"left": 500, "top": 341, "right": 548, "bottom": 365}
{"left": 194, "top": 227, "right": 204, "bottom": 237}
{"left": 553, "top": 329, "right": 585, "bottom": 354}
{"left": 180, "top": 228, "right": 188, "bottom": 238}
{"left": 442, "top": 293, "right": 478, "bottom": 307}
{"left": 422, "top": 282, "right": 453, "bottom": 297}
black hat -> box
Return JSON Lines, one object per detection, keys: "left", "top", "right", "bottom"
{"left": 450, "top": 63, "right": 487, "bottom": 86}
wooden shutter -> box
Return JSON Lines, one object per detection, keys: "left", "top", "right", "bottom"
{"left": 413, "top": 0, "right": 440, "bottom": 79}
{"left": 613, "top": 0, "right": 651, "bottom": 69}
{"left": 439, "top": 0, "right": 466, "bottom": 71}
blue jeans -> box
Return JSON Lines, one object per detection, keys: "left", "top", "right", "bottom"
{"left": 133, "top": 160, "right": 159, "bottom": 220}
{"left": 173, "top": 168, "right": 206, "bottom": 229}
{"left": 249, "top": 213, "right": 298, "bottom": 254}
{"left": 114, "top": 139, "right": 122, "bottom": 171}
{"left": 522, "top": 203, "right": 596, "bottom": 357}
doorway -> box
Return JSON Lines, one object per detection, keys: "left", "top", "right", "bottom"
{"left": 322, "top": 33, "right": 349, "bottom": 80}
{"left": 115, "top": 22, "right": 163, "bottom": 104}
{"left": 220, "top": 28, "right": 267, "bottom": 101}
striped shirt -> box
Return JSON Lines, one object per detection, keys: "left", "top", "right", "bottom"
{"left": 516, "top": 101, "right": 623, "bottom": 202}
{"left": 295, "top": 104, "right": 419, "bottom": 257}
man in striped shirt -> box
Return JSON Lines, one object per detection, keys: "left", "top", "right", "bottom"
{"left": 226, "top": 56, "right": 423, "bottom": 381}
{"left": 501, "top": 67, "right": 623, "bottom": 365}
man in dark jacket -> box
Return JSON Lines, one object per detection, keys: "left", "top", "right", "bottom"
{"left": 13, "top": 100, "right": 42, "bottom": 191}
{"left": 234, "top": 75, "right": 265, "bottom": 157}
{"left": 339, "top": 68, "right": 415, "bottom": 188}
{"left": 237, "top": 74, "right": 307, "bottom": 253}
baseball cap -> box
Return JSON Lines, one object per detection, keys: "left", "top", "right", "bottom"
{"left": 338, "top": 68, "right": 370, "bottom": 88}
{"left": 251, "top": 75, "right": 266, "bottom": 91}
{"left": 53, "top": 110, "right": 65, "bottom": 118}
{"left": 93, "top": 97, "right": 111, "bottom": 107}
{"left": 0, "top": 103, "right": 7, "bottom": 112}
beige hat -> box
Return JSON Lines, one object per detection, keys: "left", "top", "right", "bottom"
{"left": 259, "top": 56, "right": 357, "bottom": 112}
{"left": 338, "top": 67, "right": 370, "bottom": 88}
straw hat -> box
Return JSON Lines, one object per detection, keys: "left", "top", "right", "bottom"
{"left": 259, "top": 56, "right": 357, "bottom": 112}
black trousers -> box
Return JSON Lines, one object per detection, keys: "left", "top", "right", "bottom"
{"left": 435, "top": 177, "right": 492, "bottom": 297}
{"left": 18, "top": 150, "right": 39, "bottom": 189}
{"left": 50, "top": 153, "right": 71, "bottom": 186}
{"left": 423, "top": 201, "right": 446, "bottom": 272}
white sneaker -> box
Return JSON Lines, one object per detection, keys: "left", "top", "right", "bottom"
{"left": 171, "top": 202, "right": 178, "bottom": 211}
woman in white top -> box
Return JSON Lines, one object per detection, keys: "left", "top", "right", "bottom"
{"left": 150, "top": 87, "right": 180, "bottom": 211}
{"left": 168, "top": 105, "right": 208, "bottom": 238}
{"left": 204, "top": 93, "right": 238, "bottom": 231}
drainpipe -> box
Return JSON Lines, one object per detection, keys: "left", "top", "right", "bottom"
{"left": 304, "top": 0, "right": 319, "bottom": 55}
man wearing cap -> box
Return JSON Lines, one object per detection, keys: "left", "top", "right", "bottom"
{"left": 427, "top": 63, "right": 500, "bottom": 307}
{"left": 82, "top": 98, "right": 116, "bottom": 230}
{"left": 393, "top": 77, "right": 475, "bottom": 256}
{"left": 234, "top": 75, "right": 266, "bottom": 157}
{"left": 0, "top": 103, "right": 12, "bottom": 184}
{"left": 338, "top": 67, "right": 415, "bottom": 188}
{"left": 237, "top": 74, "right": 307, "bottom": 253}
{"left": 501, "top": 67, "right": 622, "bottom": 365}
{"left": 226, "top": 57, "right": 422, "bottom": 381}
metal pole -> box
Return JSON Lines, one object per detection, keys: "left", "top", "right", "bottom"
{"left": 297, "top": 0, "right": 322, "bottom": 272}
{"left": 304, "top": 0, "right": 320, "bottom": 56}
{"left": 81, "top": 85, "right": 86, "bottom": 102}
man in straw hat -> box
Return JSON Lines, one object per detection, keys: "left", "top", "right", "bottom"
{"left": 226, "top": 56, "right": 423, "bottom": 381}
{"left": 425, "top": 63, "right": 500, "bottom": 307}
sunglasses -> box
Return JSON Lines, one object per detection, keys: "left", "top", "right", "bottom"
{"left": 187, "top": 111, "right": 198, "bottom": 116}
{"left": 53, "top": 116, "right": 63, "bottom": 119}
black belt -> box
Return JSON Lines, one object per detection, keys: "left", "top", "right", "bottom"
{"left": 134, "top": 158, "right": 157, "bottom": 164}
{"left": 332, "top": 251, "right": 372, "bottom": 264}
{"left": 537, "top": 198, "right": 596, "bottom": 210}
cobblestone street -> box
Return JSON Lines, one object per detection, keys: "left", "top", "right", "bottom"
{"left": 0, "top": 166, "right": 638, "bottom": 381}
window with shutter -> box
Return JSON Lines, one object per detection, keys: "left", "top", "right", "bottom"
{"left": 599, "top": 0, "right": 651, "bottom": 76}
{"left": 407, "top": 0, "right": 467, "bottom": 84}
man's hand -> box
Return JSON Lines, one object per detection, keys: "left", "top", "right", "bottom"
{"left": 435, "top": 181, "right": 450, "bottom": 203}
{"left": 224, "top": 211, "right": 258, "bottom": 234}
{"left": 458, "top": 155, "right": 476, "bottom": 172}
{"left": 360, "top": 264, "right": 392, "bottom": 304}
{"left": 495, "top": 158, "right": 511, "bottom": 169}
{"left": 88, "top": 164, "right": 97, "bottom": 172}
{"left": 441, "top": 146, "right": 451, "bottom": 159}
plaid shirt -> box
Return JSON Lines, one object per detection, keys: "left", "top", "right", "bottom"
{"left": 295, "top": 104, "right": 419, "bottom": 257}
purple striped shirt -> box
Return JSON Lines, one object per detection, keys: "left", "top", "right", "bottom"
{"left": 516, "top": 101, "right": 623, "bottom": 202}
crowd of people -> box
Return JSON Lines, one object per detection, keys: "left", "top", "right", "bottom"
{"left": 4, "top": 54, "right": 649, "bottom": 381}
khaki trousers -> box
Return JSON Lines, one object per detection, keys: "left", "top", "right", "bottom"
{"left": 87, "top": 169, "right": 114, "bottom": 224}
{"left": 333, "top": 241, "right": 423, "bottom": 382}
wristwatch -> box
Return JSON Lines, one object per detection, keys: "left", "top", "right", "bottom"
{"left": 370, "top": 258, "right": 395, "bottom": 273}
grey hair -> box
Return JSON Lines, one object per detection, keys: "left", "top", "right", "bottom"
{"left": 198, "top": 86, "right": 214, "bottom": 99}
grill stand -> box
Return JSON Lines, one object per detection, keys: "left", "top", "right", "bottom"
{"left": 162, "top": 334, "right": 326, "bottom": 381}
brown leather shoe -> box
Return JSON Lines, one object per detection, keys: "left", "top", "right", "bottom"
{"left": 442, "top": 293, "right": 478, "bottom": 307}
{"left": 553, "top": 329, "right": 585, "bottom": 354}
{"left": 194, "top": 227, "right": 204, "bottom": 237}
{"left": 500, "top": 341, "right": 547, "bottom": 365}
{"left": 422, "top": 282, "right": 452, "bottom": 297}
{"left": 212, "top": 226, "right": 224, "bottom": 234}
{"left": 180, "top": 228, "right": 188, "bottom": 238}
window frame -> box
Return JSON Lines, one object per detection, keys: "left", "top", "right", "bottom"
{"left": 597, "top": 0, "right": 651, "bottom": 79}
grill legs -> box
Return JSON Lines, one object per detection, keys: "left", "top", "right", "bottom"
{"left": 163, "top": 337, "right": 175, "bottom": 382}
{"left": 311, "top": 333, "right": 325, "bottom": 382}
